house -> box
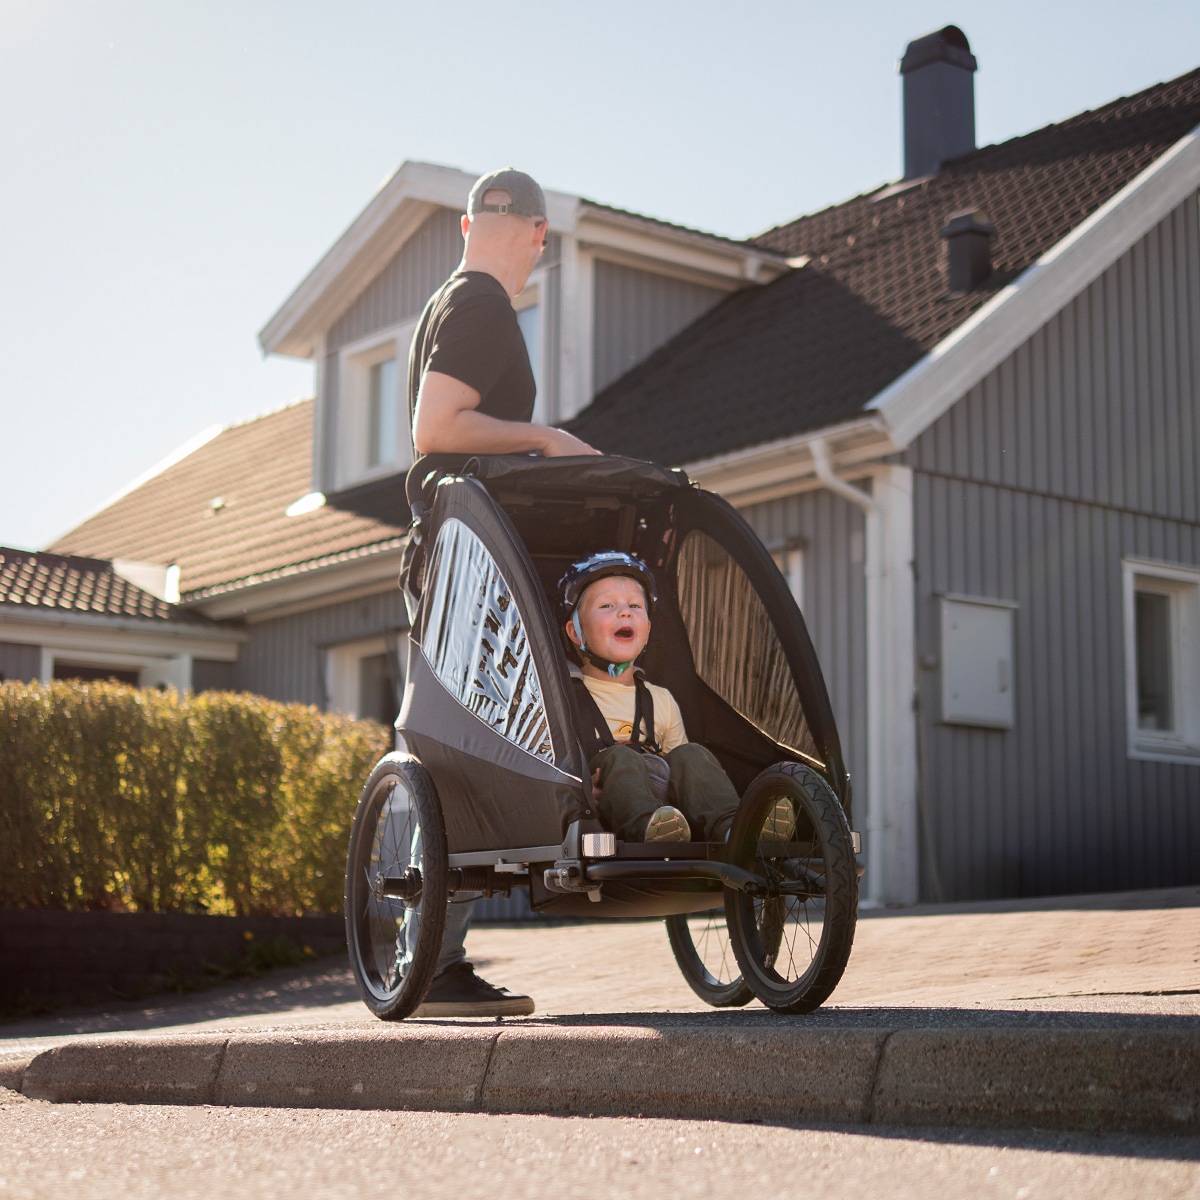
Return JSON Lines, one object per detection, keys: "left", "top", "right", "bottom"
{"left": 569, "top": 30, "right": 1200, "bottom": 903}
{"left": 23, "top": 166, "right": 784, "bottom": 725}
{"left": 20, "top": 26, "right": 1200, "bottom": 905}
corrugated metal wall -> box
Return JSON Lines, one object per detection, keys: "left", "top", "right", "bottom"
{"left": 233, "top": 587, "right": 408, "bottom": 707}
{"left": 326, "top": 208, "right": 464, "bottom": 353}
{"left": 592, "top": 260, "right": 725, "bottom": 394}
{"left": 0, "top": 640, "right": 39, "bottom": 683}
{"left": 907, "top": 192, "right": 1200, "bottom": 900}
{"left": 739, "top": 489, "right": 869, "bottom": 814}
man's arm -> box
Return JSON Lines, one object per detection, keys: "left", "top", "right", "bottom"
{"left": 413, "top": 371, "right": 600, "bottom": 457}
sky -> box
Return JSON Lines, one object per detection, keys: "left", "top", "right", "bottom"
{"left": 1, "top": 0, "right": 1197, "bottom": 551}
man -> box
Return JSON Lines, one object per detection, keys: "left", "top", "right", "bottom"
{"left": 406, "top": 168, "right": 596, "bottom": 1017}
{"left": 408, "top": 166, "right": 597, "bottom": 465}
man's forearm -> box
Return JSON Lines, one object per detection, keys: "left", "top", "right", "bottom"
{"left": 415, "top": 405, "right": 556, "bottom": 455}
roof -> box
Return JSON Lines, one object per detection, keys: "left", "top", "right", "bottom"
{"left": 568, "top": 68, "right": 1200, "bottom": 465}
{"left": 48, "top": 401, "right": 407, "bottom": 601}
{"left": 0, "top": 548, "right": 184, "bottom": 622}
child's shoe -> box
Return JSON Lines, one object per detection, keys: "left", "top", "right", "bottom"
{"left": 762, "top": 797, "right": 796, "bottom": 842}
{"left": 644, "top": 805, "right": 691, "bottom": 842}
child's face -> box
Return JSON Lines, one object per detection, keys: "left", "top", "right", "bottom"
{"left": 568, "top": 575, "right": 651, "bottom": 666}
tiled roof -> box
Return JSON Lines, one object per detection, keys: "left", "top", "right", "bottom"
{"left": 569, "top": 68, "right": 1200, "bottom": 465}
{"left": 0, "top": 548, "right": 178, "bottom": 621}
{"left": 49, "top": 400, "right": 407, "bottom": 600}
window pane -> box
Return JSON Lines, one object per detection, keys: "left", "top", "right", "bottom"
{"left": 676, "top": 530, "right": 818, "bottom": 761}
{"left": 516, "top": 304, "right": 541, "bottom": 402}
{"left": 358, "top": 652, "right": 398, "bottom": 727}
{"left": 367, "top": 358, "right": 397, "bottom": 469}
{"left": 1135, "top": 590, "right": 1173, "bottom": 731}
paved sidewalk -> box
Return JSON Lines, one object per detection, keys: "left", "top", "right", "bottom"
{"left": 3, "top": 886, "right": 1198, "bottom": 1134}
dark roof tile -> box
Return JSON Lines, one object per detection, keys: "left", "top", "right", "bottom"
{"left": 569, "top": 68, "right": 1200, "bottom": 464}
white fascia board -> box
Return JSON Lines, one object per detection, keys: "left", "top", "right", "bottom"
{"left": 577, "top": 208, "right": 789, "bottom": 288}
{"left": 190, "top": 543, "right": 405, "bottom": 622}
{"left": 870, "top": 124, "right": 1200, "bottom": 449}
{"left": 260, "top": 161, "right": 581, "bottom": 360}
{"left": 685, "top": 418, "right": 895, "bottom": 506}
{"left": 0, "top": 608, "right": 242, "bottom": 661}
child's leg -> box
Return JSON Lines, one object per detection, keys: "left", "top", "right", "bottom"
{"left": 590, "top": 744, "right": 662, "bottom": 841}
{"left": 664, "top": 743, "right": 741, "bottom": 840}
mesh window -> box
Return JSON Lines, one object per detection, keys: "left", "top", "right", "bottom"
{"left": 420, "top": 517, "right": 553, "bottom": 762}
{"left": 676, "top": 530, "right": 818, "bottom": 761}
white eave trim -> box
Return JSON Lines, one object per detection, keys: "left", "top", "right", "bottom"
{"left": 869, "top": 122, "right": 1200, "bottom": 448}
{"left": 684, "top": 417, "right": 895, "bottom": 506}
{"left": 188, "top": 540, "right": 406, "bottom": 622}
{"left": 259, "top": 161, "right": 580, "bottom": 360}
{"left": 0, "top": 606, "right": 243, "bottom": 661}
{"left": 577, "top": 206, "right": 790, "bottom": 285}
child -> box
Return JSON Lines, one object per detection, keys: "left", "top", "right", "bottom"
{"left": 559, "top": 551, "right": 792, "bottom": 844}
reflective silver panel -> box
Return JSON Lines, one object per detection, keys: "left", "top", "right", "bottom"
{"left": 420, "top": 517, "right": 554, "bottom": 762}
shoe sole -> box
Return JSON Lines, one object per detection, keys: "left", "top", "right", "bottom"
{"left": 412, "top": 997, "right": 536, "bottom": 1017}
{"left": 645, "top": 806, "right": 690, "bottom": 842}
{"left": 761, "top": 799, "right": 796, "bottom": 842}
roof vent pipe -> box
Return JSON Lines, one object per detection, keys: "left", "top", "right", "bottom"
{"left": 940, "top": 209, "right": 996, "bottom": 292}
{"left": 899, "top": 25, "right": 977, "bottom": 179}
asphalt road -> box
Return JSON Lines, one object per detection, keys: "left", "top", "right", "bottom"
{"left": 2, "top": 1089, "right": 1198, "bottom": 1200}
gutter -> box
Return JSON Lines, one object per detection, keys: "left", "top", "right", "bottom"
{"left": 809, "top": 437, "right": 875, "bottom": 515}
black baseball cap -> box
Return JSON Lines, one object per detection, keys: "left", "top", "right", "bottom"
{"left": 467, "top": 168, "right": 546, "bottom": 220}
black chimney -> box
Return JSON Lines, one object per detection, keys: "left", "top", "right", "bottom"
{"left": 900, "top": 25, "right": 977, "bottom": 179}
{"left": 940, "top": 209, "right": 996, "bottom": 292}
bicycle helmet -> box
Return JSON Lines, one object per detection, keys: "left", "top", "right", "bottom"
{"left": 558, "top": 552, "right": 657, "bottom": 677}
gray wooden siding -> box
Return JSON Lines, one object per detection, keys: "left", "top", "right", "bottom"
{"left": 908, "top": 193, "right": 1200, "bottom": 523}
{"left": 327, "top": 208, "right": 464, "bottom": 353}
{"left": 913, "top": 477, "right": 1200, "bottom": 899}
{"left": 233, "top": 588, "right": 409, "bottom": 708}
{"left": 740, "top": 490, "right": 868, "bottom": 815}
{"left": 0, "top": 640, "right": 40, "bottom": 683}
{"left": 540, "top": 234, "right": 562, "bottom": 421}
{"left": 907, "top": 193, "right": 1200, "bottom": 900}
{"left": 592, "top": 261, "right": 726, "bottom": 394}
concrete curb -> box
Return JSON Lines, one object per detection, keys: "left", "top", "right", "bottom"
{"left": 13, "top": 1022, "right": 1200, "bottom": 1135}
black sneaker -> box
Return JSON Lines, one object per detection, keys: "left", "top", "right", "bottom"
{"left": 412, "top": 961, "right": 535, "bottom": 1017}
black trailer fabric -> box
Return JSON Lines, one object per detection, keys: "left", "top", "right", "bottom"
{"left": 402, "top": 475, "right": 591, "bottom": 849}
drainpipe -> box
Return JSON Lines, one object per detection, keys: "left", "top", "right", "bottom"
{"left": 809, "top": 438, "right": 917, "bottom": 906}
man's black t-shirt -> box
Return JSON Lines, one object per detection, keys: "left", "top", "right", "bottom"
{"left": 406, "top": 270, "right": 535, "bottom": 442}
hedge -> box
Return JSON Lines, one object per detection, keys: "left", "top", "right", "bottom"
{"left": 0, "top": 681, "right": 391, "bottom": 915}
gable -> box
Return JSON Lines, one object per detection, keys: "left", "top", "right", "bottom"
{"left": 907, "top": 190, "right": 1200, "bottom": 525}
{"left": 568, "top": 68, "right": 1200, "bottom": 467}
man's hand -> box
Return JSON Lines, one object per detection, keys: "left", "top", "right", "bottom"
{"left": 539, "top": 427, "right": 601, "bottom": 457}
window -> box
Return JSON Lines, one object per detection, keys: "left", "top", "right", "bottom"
{"left": 771, "top": 545, "right": 805, "bottom": 609}
{"left": 337, "top": 324, "right": 415, "bottom": 489}
{"left": 366, "top": 357, "right": 398, "bottom": 470}
{"left": 514, "top": 281, "right": 544, "bottom": 422}
{"left": 326, "top": 637, "right": 405, "bottom": 727}
{"left": 1124, "top": 559, "right": 1200, "bottom": 761}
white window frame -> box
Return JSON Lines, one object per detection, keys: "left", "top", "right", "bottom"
{"left": 1123, "top": 557, "right": 1200, "bottom": 764}
{"left": 513, "top": 271, "right": 546, "bottom": 424}
{"left": 40, "top": 647, "right": 192, "bottom": 692}
{"left": 336, "top": 320, "right": 416, "bottom": 491}
{"left": 325, "top": 636, "right": 404, "bottom": 723}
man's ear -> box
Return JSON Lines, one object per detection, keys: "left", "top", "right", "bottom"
{"left": 564, "top": 618, "right": 581, "bottom": 649}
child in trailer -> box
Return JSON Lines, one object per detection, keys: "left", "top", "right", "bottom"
{"left": 559, "top": 551, "right": 794, "bottom": 844}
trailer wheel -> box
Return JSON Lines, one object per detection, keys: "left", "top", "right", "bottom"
{"left": 665, "top": 909, "right": 754, "bottom": 1007}
{"left": 344, "top": 753, "right": 448, "bottom": 1020}
{"left": 725, "top": 762, "right": 857, "bottom": 1014}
